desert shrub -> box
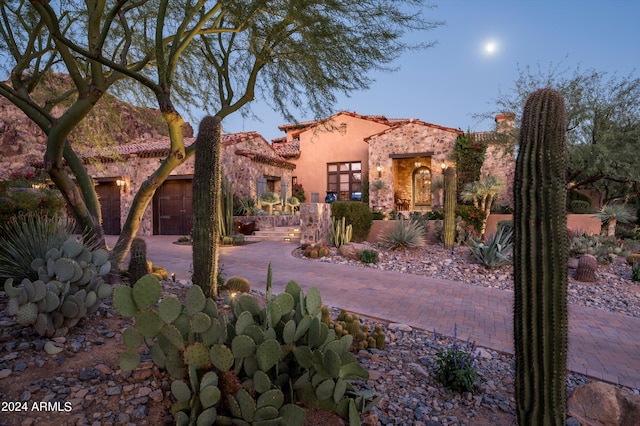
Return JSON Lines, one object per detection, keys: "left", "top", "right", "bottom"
{"left": 425, "top": 210, "right": 444, "bottom": 220}
{"left": 292, "top": 183, "right": 306, "bottom": 203}
{"left": 570, "top": 200, "right": 594, "bottom": 214}
{"left": 454, "top": 205, "right": 485, "bottom": 235}
{"left": 359, "top": 249, "right": 379, "bottom": 264}
{"left": 434, "top": 326, "right": 478, "bottom": 393}
{"left": 388, "top": 209, "right": 406, "bottom": 220}
{"left": 379, "top": 218, "right": 426, "bottom": 249}
{"left": 568, "top": 233, "right": 630, "bottom": 263}
{"left": 371, "top": 211, "right": 386, "bottom": 220}
{"left": 330, "top": 201, "right": 373, "bottom": 241}
{"left": 632, "top": 264, "right": 640, "bottom": 282}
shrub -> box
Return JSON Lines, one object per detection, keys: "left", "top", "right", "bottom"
{"left": 632, "top": 264, "right": 640, "bottom": 282}
{"left": 330, "top": 201, "right": 373, "bottom": 241}
{"left": 434, "top": 326, "right": 478, "bottom": 393}
{"left": 292, "top": 183, "right": 306, "bottom": 203}
{"left": 454, "top": 205, "right": 485, "bottom": 235}
{"left": 359, "top": 249, "right": 379, "bottom": 264}
{"left": 468, "top": 225, "right": 513, "bottom": 269}
{"left": 0, "top": 187, "right": 66, "bottom": 227}
{"left": 568, "top": 233, "right": 630, "bottom": 263}
{"left": 570, "top": 200, "right": 593, "bottom": 214}
{"left": 371, "top": 211, "right": 386, "bottom": 220}
{"left": 379, "top": 218, "right": 426, "bottom": 249}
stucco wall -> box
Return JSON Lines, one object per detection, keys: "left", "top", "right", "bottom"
{"left": 285, "top": 113, "right": 390, "bottom": 202}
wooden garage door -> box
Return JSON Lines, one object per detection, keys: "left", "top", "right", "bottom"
{"left": 96, "top": 181, "right": 121, "bottom": 235}
{"left": 153, "top": 179, "right": 193, "bottom": 235}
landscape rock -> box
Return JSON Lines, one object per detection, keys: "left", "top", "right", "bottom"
{"left": 567, "top": 381, "right": 640, "bottom": 426}
{"left": 338, "top": 242, "right": 368, "bottom": 260}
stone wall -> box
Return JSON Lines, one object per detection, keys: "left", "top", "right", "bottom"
{"left": 86, "top": 140, "right": 293, "bottom": 235}
{"left": 299, "top": 203, "right": 332, "bottom": 245}
{"left": 481, "top": 144, "right": 515, "bottom": 207}
{"left": 367, "top": 122, "right": 459, "bottom": 211}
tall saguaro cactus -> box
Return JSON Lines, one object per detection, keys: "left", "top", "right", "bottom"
{"left": 513, "top": 88, "right": 568, "bottom": 424}
{"left": 192, "top": 116, "right": 223, "bottom": 297}
{"left": 443, "top": 167, "right": 456, "bottom": 250}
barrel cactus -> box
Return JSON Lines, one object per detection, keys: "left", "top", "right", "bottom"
{"left": 443, "top": 167, "right": 456, "bottom": 250}
{"left": 4, "top": 236, "right": 112, "bottom": 337}
{"left": 513, "top": 88, "right": 568, "bottom": 424}
{"left": 128, "top": 237, "right": 149, "bottom": 285}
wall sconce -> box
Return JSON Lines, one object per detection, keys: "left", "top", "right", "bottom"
{"left": 414, "top": 161, "right": 422, "bottom": 169}
{"left": 376, "top": 164, "right": 382, "bottom": 178}
{"left": 116, "top": 177, "right": 129, "bottom": 190}
{"left": 440, "top": 161, "right": 447, "bottom": 171}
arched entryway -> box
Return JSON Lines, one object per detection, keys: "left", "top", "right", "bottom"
{"left": 412, "top": 166, "right": 431, "bottom": 209}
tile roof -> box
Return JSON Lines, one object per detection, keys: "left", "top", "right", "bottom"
{"left": 271, "top": 139, "right": 300, "bottom": 159}
{"left": 364, "top": 119, "right": 463, "bottom": 142}
{"left": 277, "top": 111, "right": 408, "bottom": 132}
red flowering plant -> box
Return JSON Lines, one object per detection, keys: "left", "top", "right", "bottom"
{"left": 292, "top": 183, "right": 306, "bottom": 203}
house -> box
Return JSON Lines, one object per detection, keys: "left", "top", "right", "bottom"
{"left": 273, "top": 111, "right": 515, "bottom": 212}
{"left": 81, "top": 131, "right": 295, "bottom": 235}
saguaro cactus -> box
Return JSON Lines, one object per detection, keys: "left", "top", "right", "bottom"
{"left": 192, "top": 116, "right": 223, "bottom": 297}
{"left": 443, "top": 167, "right": 456, "bottom": 250}
{"left": 513, "top": 88, "right": 568, "bottom": 424}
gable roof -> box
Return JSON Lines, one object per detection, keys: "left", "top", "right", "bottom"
{"left": 32, "top": 131, "right": 296, "bottom": 170}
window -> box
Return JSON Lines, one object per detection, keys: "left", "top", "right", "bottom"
{"left": 327, "top": 161, "right": 362, "bottom": 201}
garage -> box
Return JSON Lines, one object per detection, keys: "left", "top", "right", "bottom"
{"left": 95, "top": 180, "right": 121, "bottom": 235}
{"left": 153, "top": 177, "right": 193, "bottom": 235}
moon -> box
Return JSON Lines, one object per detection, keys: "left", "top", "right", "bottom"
{"left": 485, "top": 41, "right": 497, "bottom": 54}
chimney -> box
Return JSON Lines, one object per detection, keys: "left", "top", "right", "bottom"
{"left": 495, "top": 113, "right": 515, "bottom": 133}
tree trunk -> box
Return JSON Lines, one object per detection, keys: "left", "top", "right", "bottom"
{"left": 191, "top": 116, "right": 222, "bottom": 297}
{"left": 607, "top": 219, "right": 616, "bottom": 237}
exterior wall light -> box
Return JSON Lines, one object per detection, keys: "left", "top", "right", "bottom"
{"left": 116, "top": 178, "right": 129, "bottom": 190}
{"left": 376, "top": 164, "right": 382, "bottom": 177}
{"left": 441, "top": 161, "right": 447, "bottom": 171}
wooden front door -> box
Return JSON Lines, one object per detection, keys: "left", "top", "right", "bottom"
{"left": 153, "top": 179, "right": 193, "bottom": 235}
{"left": 96, "top": 181, "right": 121, "bottom": 235}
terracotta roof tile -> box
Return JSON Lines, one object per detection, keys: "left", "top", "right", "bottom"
{"left": 277, "top": 111, "right": 406, "bottom": 132}
{"left": 271, "top": 139, "right": 300, "bottom": 158}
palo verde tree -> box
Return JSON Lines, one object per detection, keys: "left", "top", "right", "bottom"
{"left": 482, "top": 63, "right": 640, "bottom": 204}
{"left": 0, "top": 0, "right": 441, "bottom": 270}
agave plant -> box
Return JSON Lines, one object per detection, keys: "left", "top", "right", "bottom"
{"left": 468, "top": 225, "right": 513, "bottom": 269}
{"left": 0, "top": 212, "right": 76, "bottom": 282}
{"left": 594, "top": 204, "right": 637, "bottom": 237}
{"left": 379, "top": 218, "right": 426, "bottom": 249}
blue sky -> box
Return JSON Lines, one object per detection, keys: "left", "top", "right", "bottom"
{"left": 213, "top": 0, "right": 640, "bottom": 141}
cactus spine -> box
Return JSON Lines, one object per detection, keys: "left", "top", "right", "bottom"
{"left": 217, "top": 174, "right": 234, "bottom": 239}
{"left": 330, "top": 216, "right": 353, "bottom": 248}
{"left": 443, "top": 167, "right": 456, "bottom": 250}
{"left": 128, "top": 237, "right": 149, "bottom": 285}
{"left": 513, "top": 88, "right": 568, "bottom": 424}
{"left": 192, "top": 116, "right": 223, "bottom": 297}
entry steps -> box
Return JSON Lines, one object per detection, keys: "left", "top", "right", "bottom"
{"left": 243, "top": 226, "right": 301, "bottom": 243}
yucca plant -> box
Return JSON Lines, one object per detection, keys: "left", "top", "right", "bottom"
{"left": 468, "top": 225, "right": 513, "bottom": 269}
{"left": 0, "top": 212, "right": 76, "bottom": 282}
{"left": 594, "top": 204, "right": 637, "bottom": 237}
{"left": 379, "top": 218, "right": 426, "bottom": 249}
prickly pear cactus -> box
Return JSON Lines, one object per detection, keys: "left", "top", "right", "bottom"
{"left": 115, "top": 266, "right": 378, "bottom": 425}
{"left": 4, "top": 236, "right": 112, "bottom": 337}
{"left": 513, "top": 88, "right": 568, "bottom": 424}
